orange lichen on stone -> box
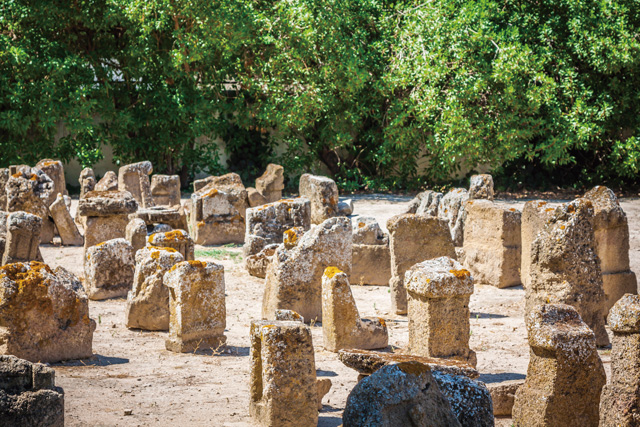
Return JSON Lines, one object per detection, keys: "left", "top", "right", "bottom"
{"left": 358, "top": 222, "right": 365, "bottom": 228}
{"left": 187, "top": 260, "right": 207, "bottom": 268}
{"left": 538, "top": 201, "right": 548, "bottom": 207}
{"left": 378, "top": 317, "right": 386, "bottom": 327}
{"left": 43, "top": 161, "right": 57, "bottom": 166}
{"left": 205, "top": 188, "right": 219, "bottom": 198}
{"left": 11, "top": 173, "right": 21, "bottom": 178}
{"left": 449, "top": 269, "right": 471, "bottom": 279}
{"left": 164, "top": 230, "right": 187, "bottom": 242}
{"left": 149, "top": 246, "right": 177, "bottom": 253}
{"left": 509, "top": 208, "right": 516, "bottom": 212}
{"left": 324, "top": 266, "right": 343, "bottom": 279}
{"left": 284, "top": 229, "right": 298, "bottom": 245}
{"left": 567, "top": 204, "right": 576, "bottom": 214}
{"left": 29, "top": 174, "right": 37, "bottom": 181}
{"left": 397, "top": 361, "right": 431, "bottom": 375}
{"left": 546, "top": 208, "right": 554, "bottom": 213}
{"left": 560, "top": 225, "right": 566, "bottom": 230}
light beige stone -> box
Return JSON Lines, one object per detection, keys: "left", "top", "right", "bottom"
{"left": 150, "top": 174, "right": 181, "bottom": 207}
{"left": 245, "top": 243, "right": 278, "bottom": 279}
{"left": 405, "top": 190, "right": 443, "bottom": 216}
{"left": 274, "top": 309, "right": 304, "bottom": 322}
{"left": 193, "top": 172, "right": 245, "bottom": 193}
{"left": 130, "top": 206, "right": 184, "bottom": 230}
{"left": 299, "top": 173, "right": 339, "bottom": 224}
{"left": 78, "top": 167, "right": 95, "bottom": 198}
{"left": 512, "top": 304, "right": 605, "bottom": 427}
{"left": 462, "top": 200, "right": 521, "bottom": 288}
{"left": 148, "top": 229, "right": 194, "bottom": 261}
{"left": 250, "top": 320, "right": 318, "bottom": 427}
{"left": 84, "top": 238, "right": 135, "bottom": 300}
{"left": 5, "top": 168, "right": 54, "bottom": 244}
{"left": 34, "top": 159, "right": 67, "bottom": 204}
{"left": 321, "top": 267, "right": 388, "bottom": 352}
{"left": 405, "top": 256, "right": 476, "bottom": 367}
{"left": 468, "top": 174, "right": 494, "bottom": 200}
{"left": 438, "top": 188, "right": 469, "bottom": 246}
{"left": 0, "top": 262, "right": 96, "bottom": 363}
{"left": 49, "top": 194, "right": 83, "bottom": 246}
{"left": 255, "top": 164, "right": 284, "bottom": 203}
{"left": 521, "top": 200, "right": 556, "bottom": 288}
{"left": 488, "top": 380, "right": 524, "bottom": 417}
{"left": 0, "top": 168, "right": 9, "bottom": 210}
{"left": 246, "top": 187, "right": 267, "bottom": 207}
{"left": 2, "top": 212, "right": 42, "bottom": 266}
{"left": 118, "top": 161, "right": 154, "bottom": 208}
{"left": 125, "top": 218, "right": 147, "bottom": 254}
{"left": 387, "top": 214, "right": 456, "bottom": 315}
{"left": 352, "top": 217, "right": 391, "bottom": 286}
{"left": 164, "top": 261, "right": 226, "bottom": 352}
{"left": 83, "top": 215, "right": 130, "bottom": 252}
{"left": 95, "top": 170, "right": 118, "bottom": 192}
{"left": 262, "top": 217, "right": 352, "bottom": 323}
{"left": 125, "top": 247, "right": 184, "bottom": 331}
{"left": 316, "top": 378, "right": 332, "bottom": 410}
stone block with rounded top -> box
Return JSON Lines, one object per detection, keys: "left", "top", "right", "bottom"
{"left": 148, "top": 229, "right": 194, "bottom": 261}
{"left": 193, "top": 172, "right": 244, "bottom": 193}
{"left": 150, "top": 174, "right": 181, "bottom": 207}
{"left": 84, "top": 238, "right": 135, "bottom": 300}
{"left": 299, "top": 173, "right": 339, "bottom": 224}
{"left": 6, "top": 168, "right": 55, "bottom": 244}
{"left": 405, "top": 256, "right": 476, "bottom": 367}
{"left": 438, "top": 188, "right": 469, "bottom": 246}
{"left": 512, "top": 303, "right": 605, "bottom": 427}
{"left": 118, "top": 161, "right": 154, "bottom": 208}
{"left": 95, "top": 170, "right": 118, "bottom": 192}
{"left": 163, "top": 260, "right": 226, "bottom": 352}
{"left": 78, "top": 167, "right": 95, "bottom": 198}
{"left": 125, "top": 218, "right": 147, "bottom": 254}
{"left": 255, "top": 163, "right": 284, "bottom": 203}
{"left": 468, "top": 174, "right": 494, "bottom": 200}
{"left": 2, "top": 212, "right": 42, "bottom": 266}
{"left": 521, "top": 200, "right": 556, "bottom": 288}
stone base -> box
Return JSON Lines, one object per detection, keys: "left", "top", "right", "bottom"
{"left": 603, "top": 270, "right": 638, "bottom": 316}
{"left": 351, "top": 244, "right": 391, "bottom": 286}
{"left": 194, "top": 219, "right": 244, "bottom": 245}
{"left": 488, "top": 380, "right": 524, "bottom": 416}
{"left": 463, "top": 245, "right": 521, "bottom": 288}
{"left": 165, "top": 335, "right": 227, "bottom": 353}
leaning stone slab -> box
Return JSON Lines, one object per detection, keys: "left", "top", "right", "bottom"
{"left": 255, "top": 163, "right": 284, "bottom": 203}
{"left": 521, "top": 200, "right": 556, "bottom": 288}
{"left": 118, "top": 161, "right": 154, "bottom": 208}
{"left": 512, "top": 303, "right": 606, "bottom": 427}
{"left": 321, "top": 267, "right": 388, "bottom": 352}
{"left": 49, "top": 194, "right": 83, "bottom": 246}
{"left": 150, "top": 174, "right": 181, "bottom": 207}
{"left": 164, "top": 261, "right": 226, "bottom": 352}
{"left": 299, "top": 173, "right": 339, "bottom": 224}
{"left": 0, "top": 262, "right": 96, "bottom": 363}
{"left": 148, "top": 229, "right": 194, "bottom": 261}
{"left": 125, "top": 247, "right": 184, "bottom": 331}
{"left": 438, "top": 188, "right": 469, "bottom": 246}
{"left": 2, "top": 212, "right": 42, "bottom": 266}
{"left": 0, "top": 355, "right": 64, "bottom": 427}
{"left": 250, "top": 320, "right": 318, "bottom": 427}
{"left": 84, "top": 238, "right": 135, "bottom": 300}
{"left": 246, "top": 187, "right": 267, "bottom": 207}
{"left": 262, "top": 217, "right": 352, "bottom": 322}
{"left": 468, "top": 174, "right": 494, "bottom": 200}
{"left": 95, "top": 170, "right": 118, "bottom": 192}
{"left": 405, "top": 256, "right": 477, "bottom": 367}
{"left": 343, "top": 362, "right": 462, "bottom": 427}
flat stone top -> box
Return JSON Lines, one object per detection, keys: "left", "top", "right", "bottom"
{"left": 247, "top": 197, "right": 308, "bottom": 214}
{"left": 78, "top": 190, "right": 138, "bottom": 216}
{"left": 165, "top": 260, "right": 223, "bottom": 278}
{"left": 6, "top": 211, "right": 42, "bottom": 228}
{"left": 465, "top": 199, "right": 521, "bottom": 215}
{"left": 527, "top": 304, "right": 596, "bottom": 354}
{"left": 338, "top": 348, "right": 478, "bottom": 379}
{"left": 148, "top": 229, "right": 191, "bottom": 245}
{"left": 119, "top": 161, "right": 152, "bottom": 175}
{"left": 299, "top": 173, "right": 336, "bottom": 185}
{"left": 386, "top": 213, "right": 447, "bottom": 232}
{"left": 405, "top": 256, "right": 473, "bottom": 298}
{"left": 608, "top": 293, "right": 640, "bottom": 333}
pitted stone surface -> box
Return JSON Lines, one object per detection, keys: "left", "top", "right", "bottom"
{"left": 405, "top": 190, "right": 443, "bottom": 217}
{"left": 521, "top": 200, "right": 556, "bottom": 288}
{"left": 34, "top": 159, "right": 67, "bottom": 204}
{"left": 150, "top": 175, "right": 181, "bottom": 207}
{"left": 468, "top": 174, "right": 494, "bottom": 201}
{"left": 2, "top": 211, "right": 42, "bottom": 266}
{"left": 95, "top": 171, "right": 118, "bottom": 192}
{"left": 438, "top": 188, "right": 469, "bottom": 246}
{"left": 78, "top": 168, "right": 95, "bottom": 198}
{"left": 299, "top": 173, "right": 339, "bottom": 224}
{"left": 352, "top": 216, "right": 387, "bottom": 246}
{"left": 84, "top": 238, "right": 135, "bottom": 300}
{"left": 49, "top": 194, "right": 83, "bottom": 246}
{"left": 125, "top": 218, "right": 147, "bottom": 254}
{"left": 245, "top": 243, "right": 278, "bottom": 279}
{"left": 118, "top": 161, "right": 154, "bottom": 208}
{"left": 148, "top": 229, "right": 194, "bottom": 261}
{"left": 78, "top": 191, "right": 138, "bottom": 217}
{"left": 6, "top": 168, "right": 54, "bottom": 243}
{"left": 255, "top": 163, "right": 284, "bottom": 203}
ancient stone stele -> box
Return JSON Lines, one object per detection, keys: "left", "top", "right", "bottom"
{"left": 298, "top": 173, "right": 339, "bottom": 224}
{"left": 84, "top": 238, "right": 135, "bottom": 300}
{"left": 255, "top": 163, "right": 284, "bottom": 204}
{"left": 521, "top": 200, "right": 556, "bottom": 288}
{"left": 351, "top": 216, "right": 391, "bottom": 286}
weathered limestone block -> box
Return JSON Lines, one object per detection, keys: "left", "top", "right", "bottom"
{"left": 255, "top": 163, "right": 284, "bottom": 203}
{"left": 193, "top": 172, "right": 245, "bottom": 192}
{"left": 352, "top": 217, "right": 391, "bottom": 286}
{"left": 83, "top": 215, "right": 129, "bottom": 253}
{"left": 353, "top": 216, "right": 387, "bottom": 245}
{"left": 405, "top": 190, "right": 443, "bottom": 216}
{"left": 338, "top": 198, "right": 354, "bottom": 216}
{"left": 462, "top": 200, "right": 521, "bottom": 288}
{"left": 387, "top": 214, "right": 456, "bottom": 315}
{"left": 0, "top": 262, "right": 96, "bottom": 363}
{"left": 148, "top": 229, "right": 194, "bottom": 261}
{"left": 584, "top": 186, "right": 637, "bottom": 314}
{"left": 405, "top": 256, "right": 477, "bottom": 367}
{"left": 468, "top": 174, "right": 494, "bottom": 200}
{"left": 521, "top": 200, "right": 556, "bottom": 288}
{"left": 299, "top": 173, "right": 339, "bottom": 224}
{"left": 118, "top": 161, "right": 154, "bottom": 208}
{"left": 2, "top": 212, "right": 42, "bottom": 266}
{"left": 34, "top": 159, "right": 67, "bottom": 203}
{"left": 488, "top": 380, "right": 523, "bottom": 417}
{"left": 130, "top": 206, "right": 184, "bottom": 230}
{"left": 0, "top": 355, "right": 64, "bottom": 427}
{"left": 125, "top": 218, "right": 147, "bottom": 254}
{"left": 513, "top": 304, "right": 606, "bottom": 427}
{"left": 78, "top": 191, "right": 138, "bottom": 252}
{"left": 6, "top": 168, "right": 54, "bottom": 244}
{"left": 150, "top": 174, "right": 181, "bottom": 207}
{"left": 250, "top": 320, "right": 318, "bottom": 427}
{"left": 526, "top": 198, "right": 610, "bottom": 347}
{"left": 600, "top": 294, "right": 640, "bottom": 426}
{"left": 49, "top": 194, "right": 82, "bottom": 246}
{"left": 274, "top": 309, "right": 304, "bottom": 322}
{"left": 190, "top": 177, "right": 248, "bottom": 245}
{"left": 262, "top": 217, "right": 352, "bottom": 322}
{"left": 95, "top": 170, "right": 118, "bottom": 192}
{"left": 0, "top": 212, "right": 7, "bottom": 261}
{"left": 243, "top": 198, "right": 311, "bottom": 260}
{"left": 84, "top": 238, "right": 135, "bottom": 300}
{"left": 431, "top": 371, "right": 494, "bottom": 427}
{"left": 246, "top": 187, "right": 267, "bottom": 207}
{"left": 438, "top": 188, "right": 469, "bottom": 246}
{"left": 343, "top": 362, "right": 462, "bottom": 427}
{"left": 316, "top": 378, "right": 332, "bottom": 410}
{"left": 245, "top": 244, "right": 278, "bottom": 279}
{"left": 0, "top": 168, "right": 9, "bottom": 210}
{"left": 125, "top": 247, "right": 184, "bottom": 331}
{"left": 321, "top": 267, "right": 388, "bottom": 352}
{"left": 78, "top": 167, "right": 95, "bottom": 198}
{"left": 164, "top": 261, "right": 226, "bottom": 352}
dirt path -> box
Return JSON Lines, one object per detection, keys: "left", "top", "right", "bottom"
{"left": 39, "top": 194, "right": 638, "bottom": 426}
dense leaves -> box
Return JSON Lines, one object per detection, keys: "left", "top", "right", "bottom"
{"left": 2, "top": 0, "right": 640, "bottom": 190}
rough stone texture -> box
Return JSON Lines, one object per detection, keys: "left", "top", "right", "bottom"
{"left": 521, "top": 201, "right": 556, "bottom": 288}
{"left": 438, "top": 188, "right": 469, "bottom": 246}
{"left": 352, "top": 217, "right": 391, "bottom": 286}
{"left": 246, "top": 187, "right": 267, "bottom": 207}
{"left": 243, "top": 198, "right": 311, "bottom": 260}
{"left": 49, "top": 194, "right": 83, "bottom": 246}
{"left": 405, "top": 190, "right": 443, "bottom": 217}
{"left": 125, "top": 247, "right": 184, "bottom": 331}
{"left": 250, "top": 320, "right": 318, "bottom": 427}
{"left": 245, "top": 244, "right": 278, "bottom": 279}
{"left": 83, "top": 215, "right": 130, "bottom": 253}
{"left": 77, "top": 191, "right": 138, "bottom": 217}
{"left": 130, "top": 206, "right": 185, "bottom": 230}
{"left": 584, "top": 186, "right": 637, "bottom": 315}
{"left": 343, "top": 362, "right": 462, "bottom": 427}
{"left": 274, "top": 309, "right": 304, "bottom": 323}
{"left": 255, "top": 163, "right": 285, "bottom": 203}
{"left": 164, "top": 261, "right": 226, "bottom": 352}
{"left": 84, "top": 238, "right": 135, "bottom": 300}
{"left": 338, "top": 199, "right": 354, "bottom": 216}
{"left": 461, "top": 200, "right": 521, "bottom": 288}
{"left": 0, "top": 355, "right": 64, "bottom": 427}
{"left": 512, "top": 304, "right": 606, "bottom": 427}
{"left": 94, "top": 170, "right": 118, "bottom": 192}
{"left": 2, "top": 212, "right": 42, "bottom": 266}
{"left": 316, "top": 378, "right": 332, "bottom": 410}
{"left": 387, "top": 214, "right": 456, "bottom": 315}
{"left": 468, "top": 174, "right": 494, "bottom": 201}
{"left": 262, "top": 217, "right": 352, "bottom": 323}
{"left": 193, "top": 172, "right": 245, "bottom": 193}
{"left": 352, "top": 216, "right": 387, "bottom": 245}
{"left": 0, "top": 262, "right": 96, "bottom": 363}
{"left": 299, "top": 173, "right": 339, "bottom": 224}
{"left": 405, "top": 256, "right": 477, "bottom": 367}
{"left": 0, "top": 212, "right": 7, "bottom": 261}
{"left": 431, "top": 371, "right": 494, "bottom": 427}
{"left": 488, "top": 380, "right": 523, "bottom": 417}
{"left": 190, "top": 176, "right": 248, "bottom": 245}
{"left": 150, "top": 174, "right": 181, "bottom": 207}
{"left": 148, "top": 230, "right": 194, "bottom": 261}
{"left": 78, "top": 167, "right": 95, "bottom": 199}
{"left": 125, "top": 218, "right": 147, "bottom": 254}
{"left": 600, "top": 294, "right": 640, "bottom": 426}
{"left": 526, "top": 198, "right": 610, "bottom": 347}
{"left": 0, "top": 168, "right": 9, "bottom": 210}
{"left": 149, "top": 223, "right": 172, "bottom": 234}
{"left": 321, "top": 267, "right": 388, "bottom": 352}
{"left": 338, "top": 349, "right": 479, "bottom": 379}
{"left": 34, "top": 159, "right": 67, "bottom": 204}
{"left": 118, "top": 161, "right": 154, "bottom": 208}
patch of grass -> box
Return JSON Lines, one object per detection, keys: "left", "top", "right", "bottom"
{"left": 195, "top": 248, "right": 243, "bottom": 264}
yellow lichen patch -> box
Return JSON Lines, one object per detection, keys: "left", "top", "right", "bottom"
{"left": 567, "top": 204, "right": 576, "bottom": 214}
{"left": 43, "top": 161, "right": 57, "bottom": 167}
{"left": 378, "top": 317, "right": 386, "bottom": 327}
{"left": 509, "top": 208, "right": 516, "bottom": 212}
{"left": 163, "top": 230, "right": 187, "bottom": 242}
{"left": 11, "top": 173, "right": 21, "bottom": 178}
{"left": 449, "top": 269, "right": 471, "bottom": 279}
{"left": 149, "top": 246, "right": 177, "bottom": 253}
{"left": 358, "top": 222, "right": 365, "bottom": 228}
{"left": 187, "top": 260, "right": 207, "bottom": 268}
{"left": 545, "top": 208, "right": 554, "bottom": 213}
{"left": 560, "top": 225, "right": 566, "bottom": 230}
{"left": 537, "top": 201, "right": 548, "bottom": 207}
{"left": 205, "top": 188, "right": 219, "bottom": 198}
{"left": 324, "top": 266, "right": 343, "bottom": 279}
{"left": 150, "top": 250, "right": 161, "bottom": 260}
{"left": 468, "top": 201, "right": 474, "bottom": 205}
{"left": 283, "top": 229, "right": 298, "bottom": 245}
{"left": 397, "top": 361, "right": 431, "bottom": 375}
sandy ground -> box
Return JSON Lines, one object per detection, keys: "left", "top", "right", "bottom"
{"left": 37, "top": 194, "right": 640, "bottom": 426}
